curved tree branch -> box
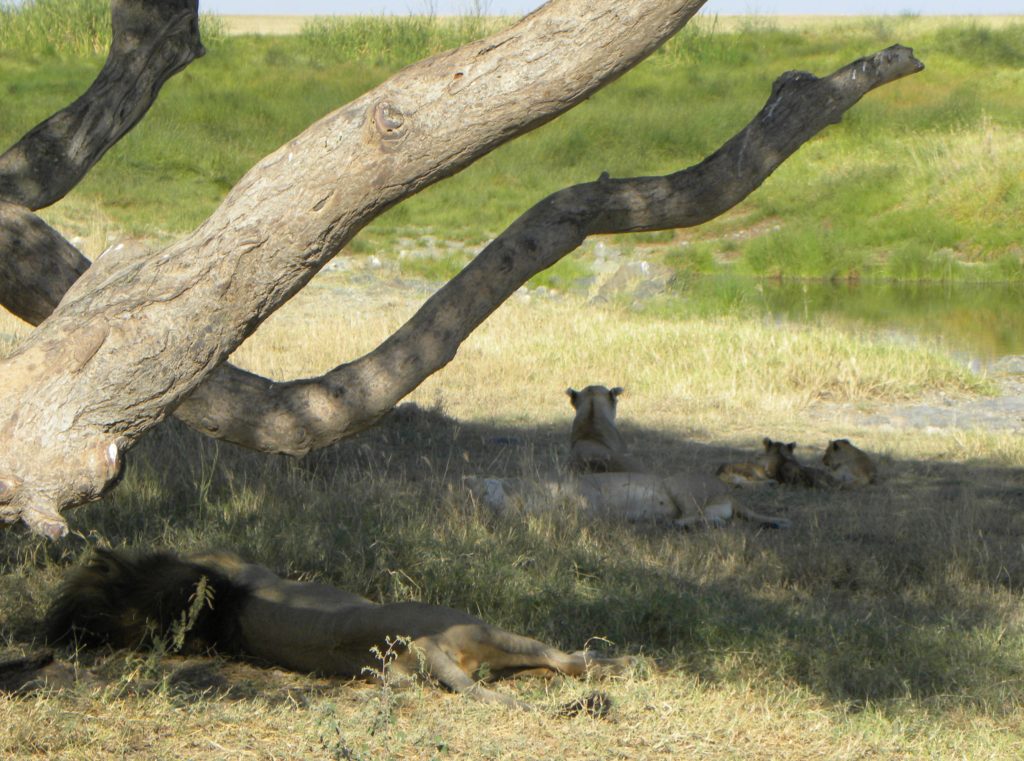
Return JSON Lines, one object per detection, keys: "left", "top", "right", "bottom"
{"left": 0, "top": 0, "right": 204, "bottom": 210}
{"left": 2, "top": 45, "right": 925, "bottom": 460}
{"left": 0, "top": 203, "right": 90, "bottom": 325}
{"left": 176, "top": 46, "right": 924, "bottom": 455}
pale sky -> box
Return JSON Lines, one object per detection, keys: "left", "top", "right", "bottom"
{"left": 199, "top": 1, "right": 1022, "bottom": 15}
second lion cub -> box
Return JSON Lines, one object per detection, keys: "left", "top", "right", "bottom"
{"left": 822, "top": 439, "right": 876, "bottom": 486}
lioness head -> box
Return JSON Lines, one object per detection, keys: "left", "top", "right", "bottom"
{"left": 567, "top": 385, "right": 624, "bottom": 416}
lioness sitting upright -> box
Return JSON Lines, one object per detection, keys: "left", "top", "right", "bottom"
{"left": 567, "top": 385, "right": 647, "bottom": 473}
{"left": 822, "top": 438, "right": 876, "bottom": 486}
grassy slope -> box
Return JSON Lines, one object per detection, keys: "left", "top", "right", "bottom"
{"left": 0, "top": 12, "right": 1021, "bottom": 278}
{"left": 1, "top": 7, "right": 1024, "bottom": 759}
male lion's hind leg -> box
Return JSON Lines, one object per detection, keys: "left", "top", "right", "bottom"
{"left": 469, "top": 626, "right": 634, "bottom": 680}
{"left": 396, "top": 627, "right": 633, "bottom": 714}
{"left": 393, "top": 638, "right": 534, "bottom": 710}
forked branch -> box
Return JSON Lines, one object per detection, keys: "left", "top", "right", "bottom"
{"left": 0, "top": 0, "right": 709, "bottom": 538}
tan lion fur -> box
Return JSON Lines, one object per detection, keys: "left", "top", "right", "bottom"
{"left": 466, "top": 471, "right": 790, "bottom": 529}
{"left": 566, "top": 385, "right": 647, "bottom": 473}
{"left": 46, "top": 549, "right": 634, "bottom": 711}
{"left": 467, "top": 387, "right": 790, "bottom": 529}
{"left": 822, "top": 438, "right": 877, "bottom": 486}
{"left": 718, "top": 438, "right": 836, "bottom": 488}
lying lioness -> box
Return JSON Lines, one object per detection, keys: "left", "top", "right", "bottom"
{"left": 467, "top": 386, "right": 789, "bottom": 529}
{"left": 467, "top": 471, "right": 790, "bottom": 529}
{"left": 46, "top": 549, "right": 633, "bottom": 710}
{"left": 716, "top": 437, "right": 791, "bottom": 486}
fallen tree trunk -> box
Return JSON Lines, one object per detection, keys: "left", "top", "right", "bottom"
{"left": 0, "top": 0, "right": 922, "bottom": 538}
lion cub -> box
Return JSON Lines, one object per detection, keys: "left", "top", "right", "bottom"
{"left": 717, "top": 438, "right": 830, "bottom": 488}
{"left": 822, "top": 439, "right": 876, "bottom": 486}
{"left": 566, "top": 385, "right": 647, "bottom": 473}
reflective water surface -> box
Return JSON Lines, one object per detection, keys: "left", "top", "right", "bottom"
{"left": 664, "top": 276, "right": 1024, "bottom": 362}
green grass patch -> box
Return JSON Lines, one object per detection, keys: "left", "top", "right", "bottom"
{"left": 529, "top": 256, "right": 593, "bottom": 291}
{"left": 0, "top": 0, "right": 226, "bottom": 58}
{"left": 298, "top": 13, "right": 503, "bottom": 68}
{"left": 0, "top": 12, "right": 1020, "bottom": 278}
{"left": 397, "top": 250, "right": 471, "bottom": 281}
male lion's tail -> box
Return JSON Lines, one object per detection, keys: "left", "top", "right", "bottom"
{"left": 45, "top": 548, "right": 248, "bottom": 654}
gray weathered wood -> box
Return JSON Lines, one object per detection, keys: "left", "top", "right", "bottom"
{"left": 0, "top": 0, "right": 922, "bottom": 538}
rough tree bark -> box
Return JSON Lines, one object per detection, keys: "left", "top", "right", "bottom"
{"left": 0, "top": 0, "right": 923, "bottom": 538}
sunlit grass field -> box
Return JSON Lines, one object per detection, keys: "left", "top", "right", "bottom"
{"left": 3, "top": 279, "right": 1024, "bottom": 758}
{"left": 2, "top": 4, "right": 1024, "bottom": 759}
{"left": 0, "top": 5, "right": 1022, "bottom": 279}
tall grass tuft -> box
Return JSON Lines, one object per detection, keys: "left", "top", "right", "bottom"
{"left": 0, "top": 0, "right": 226, "bottom": 58}
{"left": 299, "top": 13, "right": 503, "bottom": 67}
{"left": 0, "top": 0, "right": 110, "bottom": 57}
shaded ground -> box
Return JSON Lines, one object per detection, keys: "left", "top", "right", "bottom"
{"left": 2, "top": 392, "right": 1023, "bottom": 758}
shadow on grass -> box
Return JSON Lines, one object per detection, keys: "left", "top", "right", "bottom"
{"left": 2, "top": 402, "right": 1023, "bottom": 710}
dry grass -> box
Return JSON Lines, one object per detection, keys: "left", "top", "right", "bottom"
{"left": 220, "top": 15, "right": 309, "bottom": 36}
{"left": 3, "top": 266, "right": 1023, "bottom": 758}
{"left": 228, "top": 270, "right": 986, "bottom": 436}
{"left": 707, "top": 14, "right": 1023, "bottom": 30}
{"left": 215, "top": 14, "right": 1024, "bottom": 38}
{"left": 4, "top": 671, "right": 1018, "bottom": 760}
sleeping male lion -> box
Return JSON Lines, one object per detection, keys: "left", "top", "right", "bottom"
{"left": 46, "top": 548, "right": 633, "bottom": 710}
